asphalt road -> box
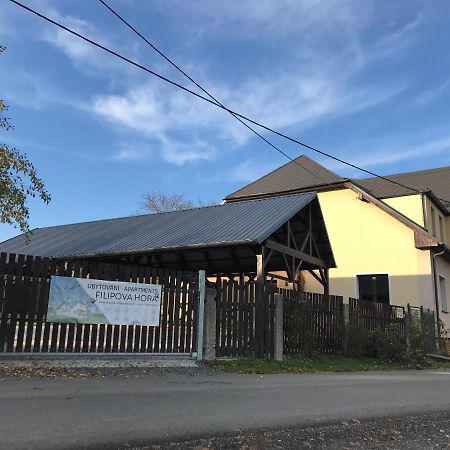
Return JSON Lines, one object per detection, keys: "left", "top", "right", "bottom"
{"left": 1, "top": 369, "right": 450, "bottom": 449}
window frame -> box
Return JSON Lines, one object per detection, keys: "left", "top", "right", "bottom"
{"left": 438, "top": 274, "right": 448, "bottom": 314}
{"left": 356, "top": 273, "right": 391, "bottom": 305}
{"left": 430, "top": 206, "right": 436, "bottom": 237}
{"left": 438, "top": 215, "right": 444, "bottom": 242}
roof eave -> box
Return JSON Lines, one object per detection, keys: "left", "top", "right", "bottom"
{"left": 345, "top": 181, "right": 440, "bottom": 249}
{"left": 423, "top": 190, "right": 450, "bottom": 216}
{"left": 63, "top": 239, "right": 259, "bottom": 260}
{"left": 224, "top": 180, "right": 348, "bottom": 202}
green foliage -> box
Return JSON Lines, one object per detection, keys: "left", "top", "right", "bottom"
{"left": 206, "top": 355, "right": 450, "bottom": 375}
{"left": 0, "top": 46, "right": 50, "bottom": 234}
{"left": 345, "top": 316, "right": 406, "bottom": 362}
{"left": 364, "top": 328, "right": 406, "bottom": 361}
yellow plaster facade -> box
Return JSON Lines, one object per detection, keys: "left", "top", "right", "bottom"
{"left": 300, "top": 188, "right": 450, "bottom": 330}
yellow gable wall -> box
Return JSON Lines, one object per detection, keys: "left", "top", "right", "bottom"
{"left": 303, "top": 189, "right": 434, "bottom": 311}
{"left": 382, "top": 194, "right": 424, "bottom": 227}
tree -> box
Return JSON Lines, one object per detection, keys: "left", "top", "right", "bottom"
{"left": 140, "top": 191, "right": 217, "bottom": 214}
{"left": 0, "top": 46, "right": 50, "bottom": 234}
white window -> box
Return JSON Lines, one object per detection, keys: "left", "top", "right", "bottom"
{"left": 439, "top": 275, "right": 448, "bottom": 313}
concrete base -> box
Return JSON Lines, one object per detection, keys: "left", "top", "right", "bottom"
{"left": 0, "top": 354, "right": 198, "bottom": 369}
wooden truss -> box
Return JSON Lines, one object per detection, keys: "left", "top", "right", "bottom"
{"left": 256, "top": 204, "right": 329, "bottom": 296}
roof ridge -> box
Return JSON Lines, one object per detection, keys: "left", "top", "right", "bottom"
{"left": 225, "top": 154, "right": 343, "bottom": 199}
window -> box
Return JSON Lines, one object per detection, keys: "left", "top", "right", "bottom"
{"left": 431, "top": 206, "right": 436, "bottom": 236}
{"left": 438, "top": 215, "right": 444, "bottom": 241}
{"left": 439, "top": 275, "right": 448, "bottom": 313}
{"left": 357, "top": 274, "right": 390, "bottom": 304}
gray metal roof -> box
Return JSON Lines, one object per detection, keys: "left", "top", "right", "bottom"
{"left": 0, "top": 192, "right": 317, "bottom": 258}
{"left": 225, "top": 155, "right": 450, "bottom": 213}
{"left": 225, "top": 155, "right": 344, "bottom": 200}
{"left": 353, "top": 166, "right": 450, "bottom": 213}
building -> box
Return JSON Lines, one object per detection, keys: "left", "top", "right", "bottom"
{"left": 225, "top": 155, "right": 450, "bottom": 331}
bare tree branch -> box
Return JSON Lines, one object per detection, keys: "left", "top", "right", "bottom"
{"left": 139, "top": 192, "right": 217, "bottom": 214}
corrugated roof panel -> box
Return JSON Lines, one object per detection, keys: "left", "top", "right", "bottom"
{"left": 0, "top": 192, "right": 317, "bottom": 258}
{"left": 353, "top": 166, "right": 450, "bottom": 212}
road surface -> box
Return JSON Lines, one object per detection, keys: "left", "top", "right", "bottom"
{"left": 1, "top": 369, "right": 450, "bottom": 449}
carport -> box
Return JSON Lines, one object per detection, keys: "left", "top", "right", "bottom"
{"left": 0, "top": 192, "right": 335, "bottom": 293}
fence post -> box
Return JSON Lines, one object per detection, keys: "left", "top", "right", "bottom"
{"left": 203, "top": 287, "right": 217, "bottom": 360}
{"left": 342, "top": 302, "right": 350, "bottom": 354}
{"left": 196, "top": 270, "right": 206, "bottom": 361}
{"left": 273, "top": 293, "right": 283, "bottom": 361}
{"left": 405, "top": 303, "right": 411, "bottom": 352}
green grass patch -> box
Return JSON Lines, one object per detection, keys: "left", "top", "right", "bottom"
{"left": 206, "top": 354, "right": 450, "bottom": 374}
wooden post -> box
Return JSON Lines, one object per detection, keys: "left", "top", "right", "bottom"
{"left": 256, "top": 252, "right": 264, "bottom": 284}
{"left": 203, "top": 287, "right": 217, "bottom": 360}
{"left": 255, "top": 252, "right": 265, "bottom": 358}
{"left": 196, "top": 270, "right": 206, "bottom": 361}
{"left": 273, "top": 293, "right": 284, "bottom": 361}
{"left": 323, "top": 268, "right": 329, "bottom": 302}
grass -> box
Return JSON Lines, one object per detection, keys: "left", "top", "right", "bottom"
{"left": 206, "top": 354, "right": 450, "bottom": 374}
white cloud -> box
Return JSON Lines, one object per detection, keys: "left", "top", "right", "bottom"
{"left": 88, "top": 65, "right": 406, "bottom": 166}
{"left": 111, "top": 142, "right": 152, "bottom": 162}
{"left": 327, "top": 132, "right": 450, "bottom": 177}
{"left": 354, "top": 137, "right": 450, "bottom": 169}
{"left": 159, "top": 136, "right": 215, "bottom": 166}
{"left": 3, "top": 0, "right": 428, "bottom": 168}
{"left": 83, "top": 1, "right": 422, "bottom": 166}
{"left": 155, "top": 0, "right": 367, "bottom": 40}
{"left": 229, "top": 159, "right": 280, "bottom": 183}
{"left": 40, "top": 8, "right": 138, "bottom": 76}
{"left": 415, "top": 79, "right": 450, "bottom": 105}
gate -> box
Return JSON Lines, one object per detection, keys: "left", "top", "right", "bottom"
{"left": 0, "top": 253, "right": 200, "bottom": 354}
{"left": 215, "top": 279, "right": 275, "bottom": 358}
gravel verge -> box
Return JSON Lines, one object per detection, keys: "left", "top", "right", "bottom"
{"left": 0, "top": 355, "right": 213, "bottom": 378}
{"left": 132, "top": 412, "right": 450, "bottom": 449}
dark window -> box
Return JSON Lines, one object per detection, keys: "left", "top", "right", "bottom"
{"left": 357, "top": 274, "right": 390, "bottom": 304}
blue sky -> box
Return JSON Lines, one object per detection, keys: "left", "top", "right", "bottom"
{"left": 1, "top": 0, "right": 450, "bottom": 242}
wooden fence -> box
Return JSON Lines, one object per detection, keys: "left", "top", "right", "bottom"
{"left": 283, "top": 291, "right": 344, "bottom": 356}
{"left": 349, "top": 298, "right": 406, "bottom": 340}
{"left": 0, "top": 253, "right": 200, "bottom": 353}
{"left": 215, "top": 283, "right": 412, "bottom": 358}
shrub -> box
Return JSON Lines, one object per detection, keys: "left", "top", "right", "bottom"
{"left": 365, "top": 328, "right": 406, "bottom": 362}
{"left": 344, "top": 319, "right": 406, "bottom": 362}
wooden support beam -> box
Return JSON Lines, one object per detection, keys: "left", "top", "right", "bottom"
{"left": 308, "top": 269, "right": 324, "bottom": 285}
{"left": 265, "top": 239, "right": 327, "bottom": 268}
{"left": 281, "top": 253, "right": 293, "bottom": 280}
{"left": 262, "top": 249, "right": 274, "bottom": 270}
{"left": 267, "top": 272, "right": 300, "bottom": 285}
{"left": 288, "top": 220, "right": 299, "bottom": 251}
{"left": 299, "top": 231, "right": 311, "bottom": 253}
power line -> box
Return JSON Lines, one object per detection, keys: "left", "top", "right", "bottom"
{"left": 96, "top": 0, "right": 340, "bottom": 191}
{"left": 10, "top": 0, "right": 450, "bottom": 206}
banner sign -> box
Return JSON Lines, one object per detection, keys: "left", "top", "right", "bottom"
{"left": 47, "top": 276, "right": 162, "bottom": 326}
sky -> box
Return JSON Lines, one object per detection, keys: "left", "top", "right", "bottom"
{"left": 0, "top": 0, "right": 450, "bottom": 242}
